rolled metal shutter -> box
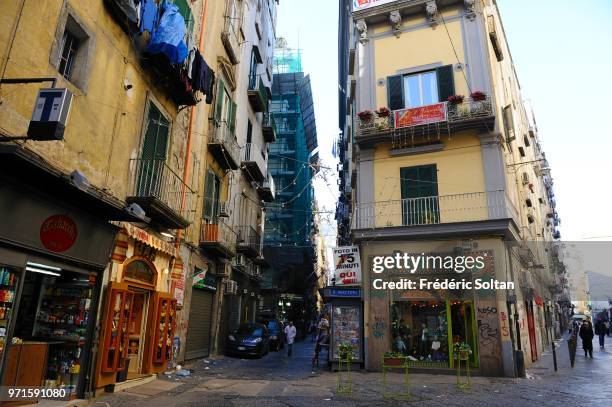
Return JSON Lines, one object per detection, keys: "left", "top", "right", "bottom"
{"left": 185, "top": 288, "right": 214, "bottom": 360}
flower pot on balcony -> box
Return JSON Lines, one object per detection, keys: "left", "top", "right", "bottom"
{"left": 376, "top": 107, "right": 391, "bottom": 117}
{"left": 447, "top": 95, "right": 465, "bottom": 104}
{"left": 470, "top": 91, "right": 487, "bottom": 101}
{"left": 357, "top": 110, "right": 373, "bottom": 122}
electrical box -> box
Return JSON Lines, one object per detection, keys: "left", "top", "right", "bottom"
{"left": 27, "top": 88, "right": 73, "bottom": 141}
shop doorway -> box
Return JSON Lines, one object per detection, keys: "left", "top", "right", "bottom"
{"left": 126, "top": 289, "right": 150, "bottom": 379}
{"left": 526, "top": 301, "right": 537, "bottom": 362}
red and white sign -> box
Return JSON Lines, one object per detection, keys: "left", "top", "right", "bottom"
{"left": 39, "top": 214, "right": 78, "bottom": 253}
{"left": 394, "top": 103, "right": 448, "bottom": 129}
{"left": 333, "top": 246, "right": 362, "bottom": 285}
{"left": 353, "top": 0, "right": 396, "bottom": 11}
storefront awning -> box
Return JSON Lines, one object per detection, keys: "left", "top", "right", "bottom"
{"left": 119, "top": 222, "right": 177, "bottom": 257}
{"left": 0, "top": 144, "right": 147, "bottom": 223}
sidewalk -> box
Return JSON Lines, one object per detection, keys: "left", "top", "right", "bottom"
{"left": 92, "top": 336, "right": 612, "bottom": 406}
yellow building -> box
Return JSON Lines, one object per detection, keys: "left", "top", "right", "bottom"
{"left": 337, "top": 0, "right": 566, "bottom": 376}
{"left": 0, "top": 0, "right": 278, "bottom": 396}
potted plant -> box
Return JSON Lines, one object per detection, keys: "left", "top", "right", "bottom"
{"left": 376, "top": 107, "right": 391, "bottom": 117}
{"left": 338, "top": 343, "right": 354, "bottom": 360}
{"left": 383, "top": 351, "right": 406, "bottom": 367}
{"left": 470, "top": 91, "right": 487, "bottom": 101}
{"left": 447, "top": 94, "right": 465, "bottom": 104}
{"left": 357, "top": 110, "right": 373, "bottom": 122}
{"left": 453, "top": 342, "right": 472, "bottom": 360}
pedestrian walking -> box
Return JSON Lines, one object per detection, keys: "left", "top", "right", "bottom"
{"left": 284, "top": 320, "right": 297, "bottom": 357}
{"left": 594, "top": 318, "right": 606, "bottom": 349}
{"left": 579, "top": 320, "right": 594, "bottom": 358}
{"left": 605, "top": 320, "right": 611, "bottom": 338}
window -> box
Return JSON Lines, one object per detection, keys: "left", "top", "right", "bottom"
{"left": 59, "top": 31, "right": 80, "bottom": 80}
{"left": 173, "top": 0, "right": 193, "bottom": 33}
{"left": 400, "top": 165, "right": 439, "bottom": 226}
{"left": 502, "top": 105, "right": 515, "bottom": 142}
{"left": 203, "top": 169, "right": 221, "bottom": 221}
{"left": 518, "top": 146, "right": 526, "bottom": 158}
{"left": 51, "top": 11, "right": 93, "bottom": 89}
{"left": 404, "top": 71, "right": 438, "bottom": 108}
{"left": 523, "top": 135, "right": 530, "bottom": 147}
{"left": 214, "top": 79, "right": 237, "bottom": 134}
{"left": 124, "top": 259, "right": 156, "bottom": 286}
{"left": 136, "top": 101, "right": 170, "bottom": 197}
{"left": 388, "top": 65, "right": 455, "bottom": 111}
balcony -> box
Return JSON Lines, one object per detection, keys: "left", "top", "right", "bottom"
{"left": 257, "top": 173, "right": 276, "bottom": 202}
{"left": 235, "top": 226, "right": 262, "bottom": 258}
{"left": 208, "top": 121, "right": 240, "bottom": 170}
{"left": 355, "top": 97, "right": 495, "bottom": 147}
{"left": 126, "top": 159, "right": 195, "bottom": 229}
{"left": 200, "top": 220, "right": 236, "bottom": 258}
{"left": 262, "top": 113, "right": 277, "bottom": 143}
{"left": 248, "top": 76, "right": 269, "bottom": 113}
{"left": 221, "top": 10, "right": 241, "bottom": 64}
{"left": 353, "top": 190, "right": 520, "bottom": 241}
{"left": 241, "top": 143, "right": 266, "bottom": 182}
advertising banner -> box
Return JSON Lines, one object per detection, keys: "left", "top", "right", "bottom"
{"left": 333, "top": 245, "right": 362, "bottom": 285}
{"left": 394, "top": 102, "right": 448, "bottom": 128}
{"left": 353, "top": 0, "right": 397, "bottom": 11}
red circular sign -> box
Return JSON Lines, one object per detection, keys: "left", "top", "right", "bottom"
{"left": 40, "top": 215, "right": 78, "bottom": 253}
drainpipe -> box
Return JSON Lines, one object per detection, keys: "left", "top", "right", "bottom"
{"left": 176, "top": 0, "right": 210, "bottom": 250}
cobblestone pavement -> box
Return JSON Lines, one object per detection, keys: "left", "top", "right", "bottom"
{"left": 93, "top": 334, "right": 612, "bottom": 407}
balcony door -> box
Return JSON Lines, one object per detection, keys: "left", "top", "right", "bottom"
{"left": 137, "top": 102, "right": 170, "bottom": 197}
{"left": 400, "top": 165, "right": 439, "bottom": 226}
{"left": 203, "top": 169, "right": 220, "bottom": 224}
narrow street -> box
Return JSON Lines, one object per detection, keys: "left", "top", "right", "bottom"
{"left": 95, "top": 334, "right": 612, "bottom": 407}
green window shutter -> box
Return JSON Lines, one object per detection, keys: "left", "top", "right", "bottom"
{"left": 436, "top": 65, "right": 455, "bottom": 102}
{"left": 387, "top": 75, "right": 404, "bottom": 110}
{"left": 141, "top": 103, "right": 169, "bottom": 160}
{"left": 214, "top": 80, "right": 225, "bottom": 124}
{"left": 173, "top": 0, "right": 193, "bottom": 33}
{"left": 203, "top": 170, "right": 215, "bottom": 219}
{"left": 228, "top": 100, "right": 237, "bottom": 134}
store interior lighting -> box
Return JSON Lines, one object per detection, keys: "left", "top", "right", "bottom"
{"left": 26, "top": 261, "right": 62, "bottom": 276}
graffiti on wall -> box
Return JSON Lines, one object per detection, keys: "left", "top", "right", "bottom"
{"left": 476, "top": 300, "right": 502, "bottom": 373}
{"left": 372, "top": 315, "right": 387, "bottom": 340}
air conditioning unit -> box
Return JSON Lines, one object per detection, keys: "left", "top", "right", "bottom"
{"left": 521, "top": 172, "right": 530, "bottom": 185}
{"left": 224, "top": 280, "right": 238, "bottom": 295}
{"left": 219, "top": 202, "right": 230, "bottom": 218}
{"left": 217, "top": 262, "right": 231, "bottom": 277}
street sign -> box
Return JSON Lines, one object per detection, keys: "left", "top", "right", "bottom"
{"left": 27, "top": 88, "right": 73, "bottom": 141}
{"left": 333, "top": 245, "right": 362, "bottom": 285}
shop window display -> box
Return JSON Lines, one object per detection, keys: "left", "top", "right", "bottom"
{"left": 4, "top": 267, "right": 95, "bottom": 399}
{"left": 0, "top": 267, "right": 18, "bottom": 365}
{"left": 390, "top": 300, "right": 478, "bottom": 367}
{"left": 391, "top": 301, "right": 449, "bottom": 365}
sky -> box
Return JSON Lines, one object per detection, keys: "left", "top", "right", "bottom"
{"left": 276, "top": 0, "right": 612, "bottom": 244}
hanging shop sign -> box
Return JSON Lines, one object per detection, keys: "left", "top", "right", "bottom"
{"left": 27, "top": 88, "right": 73, "bottom": 141}
{"left": 394, "top": 103, "right": 447, "bottom": 129}
{"left": 333, "top": 245, "right": 362, "bottom": 285}
{"left": 353, "top": 0, "right": 396, "bottom": 12}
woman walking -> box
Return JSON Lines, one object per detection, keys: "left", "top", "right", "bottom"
{"left": 579, "top": 319, "right": 595, "bottom": 358}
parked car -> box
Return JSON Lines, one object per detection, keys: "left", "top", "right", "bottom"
{"left": 263, "top": 319, "right": 285, "bottom": 351}
{"left": 225, "top": 323, "right": 270, "bottom": 358}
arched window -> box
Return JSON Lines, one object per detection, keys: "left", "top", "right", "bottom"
{"left": 123, "top": 259, "right": 156, "bottom": 286}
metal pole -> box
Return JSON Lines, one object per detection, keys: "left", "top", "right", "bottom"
{"left": 546, "top": 304, "right": 557, "bottom": 371}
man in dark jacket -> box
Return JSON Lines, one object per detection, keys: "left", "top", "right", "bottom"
{"left": 579, "top": 320, "right": 595, "bottom": 358}
{"left": 594, "top": 318, "right": 606, "bottom": 349}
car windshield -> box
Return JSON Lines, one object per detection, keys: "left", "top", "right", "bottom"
{"left": 236, "top": 325, "right": 263, "bottom": 336}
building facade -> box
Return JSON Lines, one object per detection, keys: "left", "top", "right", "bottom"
{"left": 0, "top": 0, "right": 279, "bottom": 397}
{"left": 336, "top": 0, "right": 568, "bottom": 376}
{"left": 261, "top": 43, "right": 319, "bottom": 327}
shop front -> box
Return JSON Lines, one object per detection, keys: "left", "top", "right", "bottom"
{"left": 0, "top": 182, "right": 122, "bottom": 400}
{"left": 365, "top": 248, "right": 506, "bottom": 376}
{"left": 95, "top": 224, "right": 178, "bottom": 391}
{"left": 184, "top": 267, "right": 216, "bottom": 360}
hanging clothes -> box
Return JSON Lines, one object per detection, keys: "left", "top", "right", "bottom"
{"left": 146, "top": 2, "right": 188, "bottom": 64}
{"left": 205, "top": 71, "right": 215, "bottom": 105}
{"left": 140, "top": 0, "right": 158, "bottom": 33}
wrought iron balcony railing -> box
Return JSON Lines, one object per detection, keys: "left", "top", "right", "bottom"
{"left": 257, "top": 172, "right": 276, "bottom": 202}
{"left": 248, "top": 76, "right": 269, "bottom": 112}
{"left": 356, "top": 97, "right": 495, "bottom": 146}
{"left": 200, "top": 219, "right": 236, "bottom": 257}
{"left": 241, "top": 143, "right": 266, "bottom": 182}
{"left": 235, "top": 225, "right": 262, "bottom": 257}
{"left": 127, "top": 158, "right": 195, "bottom": 229}
{"left": 208, "top": 121, "right": 240, "bottom": 170}
{"left": 353, "top": 190, "right": 519, "bottom": 230}
{"left": 221, "top": 1, "right": 241, "bottom": 64}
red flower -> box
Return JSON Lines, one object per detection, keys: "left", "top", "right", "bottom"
{"left": 447, "top": 95, "right": 465, "bottom": 104}
{"left": 470, "top": 91, "right": 487, "bottom": 101}
{"left": 377, "top": 107, "right": 391, "bottom": 117}
{"left": 357, "top": 110, "right": 373, "bottom": 120}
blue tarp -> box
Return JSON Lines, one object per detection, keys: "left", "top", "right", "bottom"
{"left": 146, "top": 2, "right": 188, "bottom": 64}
